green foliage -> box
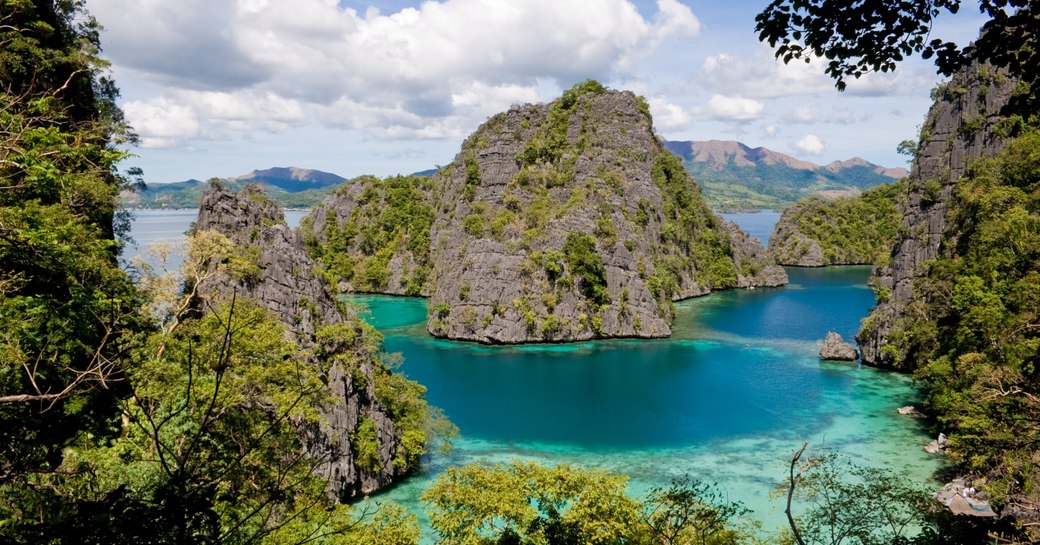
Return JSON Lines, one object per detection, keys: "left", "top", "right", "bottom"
{"left": 563, "top": 232, "right": 610, "bottom": 306}
{"left": 864, "top": 131, "right": 1040, "bottom": 531}
{"left": 0, "top": 0, "right": 145, "bottom": 519}
{"left": 422, "top": 461, "right": 750, "bottom": 545}
{"left": 463, "top": 213, "right": 484, "bottom": 237}
{"left": 303, "top": 175, "right": 434, "bottom": 293}
{"left": 353, "top": 417, "right": 383, "bottom": 473}
{"left": 515, "top": 80, "right": 603, "bottom": 177}
{"left": 755, "top": 0, "right": 1040, "bottom": 96}
{"left": 650, "top": 152, "right": 741, "bottom": 294}
{"left": 0, "top": 295, "right": 422, "bottom": 544}
{"left": 771, "top": 181, "right": 905, "bottom": 265}
{"left": 782, "top": 448, "right": 946, "bottom": 545}
{"left": 644, "top": 476, "right": 750, "bottom": 545}
{"left": 921, "top": 179, "right": 943, "bottom": 203}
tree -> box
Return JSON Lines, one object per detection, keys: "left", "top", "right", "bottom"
{"left": 422, "top": 460, "right": 750, "bottom": 545}
{"left": 0, "top": 0, "right": 144, "bottom": 491}
{"left": 778, "top": 443, "right": 959, "bottom": 545}
{"left": 643, "top": 476, "right": 750, "bottom": 545}
{"left": 755, "top": 0, "right": 1039, "bottom": 92}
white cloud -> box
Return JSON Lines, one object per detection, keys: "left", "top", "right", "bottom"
{"left": 700, "top": 46, "right": 906, "bottom": 99}
{"left": 648, "top": 96, "right": 693, "bottom": 131}
{"left": 123, "top": 97, "right": 200, "bottom": 148}
{"left": 783, "top": 104, "right": 861, "bottom": 125}
{"left": 785, "top": 105, "right": 819, "bottom": 124}
{"left": 793, "top": 134, "right": 825, "bottom": 155}
{"left": 91, "top": 0, "right": 702, "bottom": 146}
{"left": 762, "top": 124, "right": 779, "bottom": 137}
{"left": 707, "top": 94, "right": 764, "bottom": 122}
{"left": 648, "top": 0, "right": 701, "bottom": 46}
{"left": 123, "top": 91, "right": 307, "bottom": 146}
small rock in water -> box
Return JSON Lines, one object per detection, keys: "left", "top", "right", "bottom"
{"left": 819, "top": 331, "right": 858, "bottom": 360}
{"left": 897, "top": 405, "right": 927, "bottom": 418}
{"left": 925, "top": 433, "right": 948, "bottom": 454}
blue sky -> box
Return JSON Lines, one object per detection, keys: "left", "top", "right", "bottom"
{"left": 85, "top": 0, "right": 989, "bottom": 184}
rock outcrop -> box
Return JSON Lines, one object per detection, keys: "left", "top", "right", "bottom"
{"left": 771, "top": 223, "right": 827, "bottom": 266}
{"left": 856, "top": 58, "right": 1021, "bottom": 368}
{"left": 819, "top": 332, "right": 858, "bottom": 360}
{"left": 192, "top": 182, "right": 416, "bottom": 500}
{"left": 302, "top": 82, "right": 786, "bottom": 344}
{"left": 301, "top": 175, "right": 435, "bottom": 296}
{"left": 768, "top": 182, "right": 904, "bottom": 267}
{"left": 423, "top": 83, "right": 786, "bottom": 343}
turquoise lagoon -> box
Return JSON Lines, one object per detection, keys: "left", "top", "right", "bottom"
{"left": 126, "top": 211, "right": 940, "bottom": 535}
{"left": 354, "top": 267, "right": 940, "bottom": 535}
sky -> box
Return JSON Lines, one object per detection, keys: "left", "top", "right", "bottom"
{"left": 83, "top": 0, "right": 991, "bottom": 184}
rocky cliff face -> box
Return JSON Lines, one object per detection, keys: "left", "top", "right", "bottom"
{"left": 768, "top": 182, "right": 904, "bottom": 267}
{"left": 301, "top": 175, "right": 435, "bottom": 296}
{"left": 193, "top": 182, "right": 411, "bottom": 500}
{"left": 424, "top": 83, "right": 786, "bottom": 343}
{"left": 856, "top": 59, "right": 1020, "bottom": 368}
{"left": 769, "top": 216, "right": 827, "bottom": 267}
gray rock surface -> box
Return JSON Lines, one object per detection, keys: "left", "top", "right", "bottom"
{"left": 897, "top": 405, "right": 927, "bottom": 418}
{"left": 193, "top": 182, "right": 405, "bottom": 500}
{"left": 424, "top": 87, "right": 786, "bottom": 343}
{"left": 770, "top": 218, "right": 827, "bottom": 267}
{"left": 936, "top": 479, "right": 996, "bottom": 517}
{"left": 819, "top": 332, "right": 858, "bottom": 360}
{"left": 856, "top": 58, "right": 1020, "bottom": 368}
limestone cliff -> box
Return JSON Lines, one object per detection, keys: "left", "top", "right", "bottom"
{"left": 193, "top": 182, "right": 426, "bottom": 500}
{"left": 424, "top": 82, "right": 786, "bottom": 343}
{"left": 856, "top": 59, "right": 1021, "bottom": 368}
{"left": 768, "top": 182, "right": 904, "bottom": 267}
{"left": 301, "top": 175, "right": 436, "bottom": 296}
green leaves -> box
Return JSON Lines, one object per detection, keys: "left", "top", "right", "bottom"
{"left": 784, "top": 451, "right": 939, "bottom": 545}
{"left": 563, "top": 232, "right": 610, "bottom": 307}
{"left": 422, "top": 461, "right": 752, "bottom": 545}
{"left": 422, "top": 461, "right": 640, "bottom": 545}
{"left": 303, "top": 175, "right": 434, "bottom": 293}
{"left": 756, "top": 0, "right": 971, "bottom": 91}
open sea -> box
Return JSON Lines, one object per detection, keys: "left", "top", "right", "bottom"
{"left": 127, "top": 208, "right": 940, "bottom": 539}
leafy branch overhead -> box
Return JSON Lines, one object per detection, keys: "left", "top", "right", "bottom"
{"left": 755, "top": 0, "right": 1039, "bottom": 91}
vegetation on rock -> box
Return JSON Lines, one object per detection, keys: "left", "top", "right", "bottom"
{"left": 302, "top": 174, "right": 435, "bottom": 295}
{"left": 0, "top": 4, "right": 447, "bottom": 541}
{"left": 868, "top": 132, "right": 1040, "bottom": 525}
{"left": 759, "top": 0, "right": 1039, "bottom": 537}
{"left": 768, "top": 181, "right": 905, "bottom": 266}
{"left": 416, "top": 81, "right": 785, "bottom": 343}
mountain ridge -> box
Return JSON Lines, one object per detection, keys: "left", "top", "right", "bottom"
{"left": 664, "top": 139, "right": 907, "bottom": 209}
{"left": 122, "top": 142, "right": 907, "bottom": 211}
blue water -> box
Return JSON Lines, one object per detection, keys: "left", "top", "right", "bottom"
{"left": 718, "top": 210, "right": 781, "bottom": 245}
{"left": 126, "top": 210, "right": 939, "bottom": 538}
{"left": 352, "top": 268, "right": 940, "bottom": 537}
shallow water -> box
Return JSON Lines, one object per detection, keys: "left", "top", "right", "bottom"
{"left": 125, "top": 211, "right": 940, "bottom": 538}
{"left": 352, "top": 267, "right": 940, "bottom": 538}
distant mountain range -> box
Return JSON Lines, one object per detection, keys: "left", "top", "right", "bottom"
{"left": 122, "top": 142, "right": 907, "bottom": 211}
{"left": 122, "top": 167, "right": 347, "bottom": 209}
{"left": 664, "top": 140, "right": 907, "bottom": 210}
